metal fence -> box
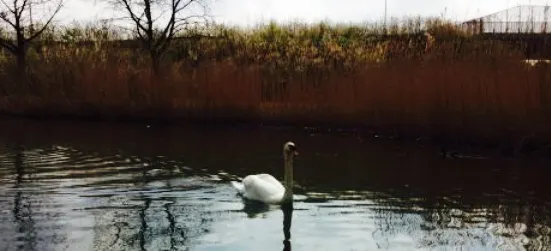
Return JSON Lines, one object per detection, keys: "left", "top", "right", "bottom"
{"left": 462, "top": 5, "right": 551, "bottom": 34}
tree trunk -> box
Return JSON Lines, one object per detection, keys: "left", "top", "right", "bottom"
{"left": 15, "top": 50, "right": 27, "bottom": 76}
{"left": 14, "top": 27, "right": 27, "bottom": 76}
{"left": 149, "top": 50, "right": 161, "bottom": 104}
{"left": 150, "top": 51, "right": 160, "bottom": 76}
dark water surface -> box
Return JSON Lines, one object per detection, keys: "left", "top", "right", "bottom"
{"left": 0, "top": 118, "right": 550, "bottom": 251}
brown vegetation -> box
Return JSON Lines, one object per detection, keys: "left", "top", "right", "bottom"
{"left": 1, "top": 19, "right": 551, "bottom": 151}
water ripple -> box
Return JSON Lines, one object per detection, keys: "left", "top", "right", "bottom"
{"left": 0, "top": 120, "right": 550, "bottom": 251}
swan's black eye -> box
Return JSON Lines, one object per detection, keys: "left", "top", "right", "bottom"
{"left": 288, "top": 144, "right": 296, "bottom": 151}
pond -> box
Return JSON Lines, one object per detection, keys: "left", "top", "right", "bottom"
{"left": 0, "top": 118, "right": 550, "bottom": 251}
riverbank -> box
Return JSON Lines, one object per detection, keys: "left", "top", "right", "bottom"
{"left": 1, "top": 21, "right": 551, "bottom": 158}
{"left": 1, "top": 103, "right": 549, "bottom": 160}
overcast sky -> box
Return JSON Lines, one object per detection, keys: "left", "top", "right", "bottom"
{"left": 56, "top": 0, "right": 551, "bottom": 26}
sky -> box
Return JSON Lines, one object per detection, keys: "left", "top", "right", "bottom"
{"left": 55, "top": 0, "right": 551, "bottom": 27}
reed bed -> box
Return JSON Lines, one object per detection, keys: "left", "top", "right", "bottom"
{"left": 1, "top": 19, "right": 550, "bottom": 150}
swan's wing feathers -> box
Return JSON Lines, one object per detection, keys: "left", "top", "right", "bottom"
{"left": 241, "top": 174, "right": 285, "bottom": 203}
{"left": 255, "top": 174, "right": 285, "bottom": 191}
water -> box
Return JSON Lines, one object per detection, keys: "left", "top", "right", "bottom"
{"left": 0, "top": 118, "right": 550, "bottom": 251}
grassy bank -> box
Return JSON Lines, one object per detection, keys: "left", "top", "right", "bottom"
{"left": 1, "top": 20, "right": 551, "bottom": 155}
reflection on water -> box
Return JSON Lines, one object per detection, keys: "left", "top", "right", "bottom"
{"left": 0, "top": 118, "right": 550, "bottom": 250}
{"left": 282, "top": 203, "right": 293, "bottom": 250}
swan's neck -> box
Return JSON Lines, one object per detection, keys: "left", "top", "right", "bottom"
{"left": 283, "top": 155, "right": 294, "bottom": 202}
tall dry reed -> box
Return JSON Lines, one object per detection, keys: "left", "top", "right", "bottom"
{"left": 1, "top": 19, "right": 550, "bottom": 147}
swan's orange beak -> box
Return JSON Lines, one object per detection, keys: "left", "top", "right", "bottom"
{"left": 294, "top": 151, "right": 299, "bottom": 156}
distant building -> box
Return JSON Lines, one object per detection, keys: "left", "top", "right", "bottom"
{"left": 462, "top": 5, "right": 551, "bottom": 34}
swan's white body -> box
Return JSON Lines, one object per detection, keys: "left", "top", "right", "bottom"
{"left": 231, "top": 142, "right": 297, "bottom": 205}
{"left": 231, "top": 174, "right": 286, "bottom": 204}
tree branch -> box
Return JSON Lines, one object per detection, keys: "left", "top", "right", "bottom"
{"left": 0, "top": 0, "right": 10, "bottom": 9}
{"left": 119, "top": 0, "right": 148, "bottom": 33}
{"left": 154, "top": 0, "right": 179, "bottom": 49}
{"left": 174, "top": 0, "right": 196, "bottom": 13}
{"left": 0, "top": 36, "right": 16, "bottom": 52}
{"left": 175, "top": 14, "right": 209, "bottom": 23}
{"left": 111, "top": 0, "right": 211, "bottom": 73}
{"left": 16, "top": 0, "right": 29, "bottom": 18}
{"left": 0, "top": 0, "right": 15, "bottom": 14}
{"left": 25, "top": 0, "right": 63, "bottom": 42}
{"left": 135, "top": 19, "right": 147, "bottom": 46}
{"left": 156, "top": 17, "right": 175, "bottom": 52}
{"left": 173, "top": 15, "right": 210, "bottom": 33}
{"left": 0, "top": 10, "right": 17, "bottom": 29}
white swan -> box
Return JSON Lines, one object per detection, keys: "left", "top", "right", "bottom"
{"left": 231, "top": 141, "right": 298, "bottom": 204}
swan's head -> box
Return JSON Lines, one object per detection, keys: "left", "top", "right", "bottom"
{"left": 283, "top": 141, "right": 298, "bottom": 157}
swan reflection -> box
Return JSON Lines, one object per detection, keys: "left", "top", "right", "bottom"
{"left": 242, "top": 200, "right": 272, "bottom": 218}
{"left": 282, "top": 202, "right": 293, "bottom": 251}
{"left": 240, "top": 200, "right": 293, "bottom": 250}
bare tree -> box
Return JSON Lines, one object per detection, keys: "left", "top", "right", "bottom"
{"left": 0, "top": 0, "right": 63, "bottom": 73}
{"left": 113, "top": 0, "right": 211, "bottom": 75}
